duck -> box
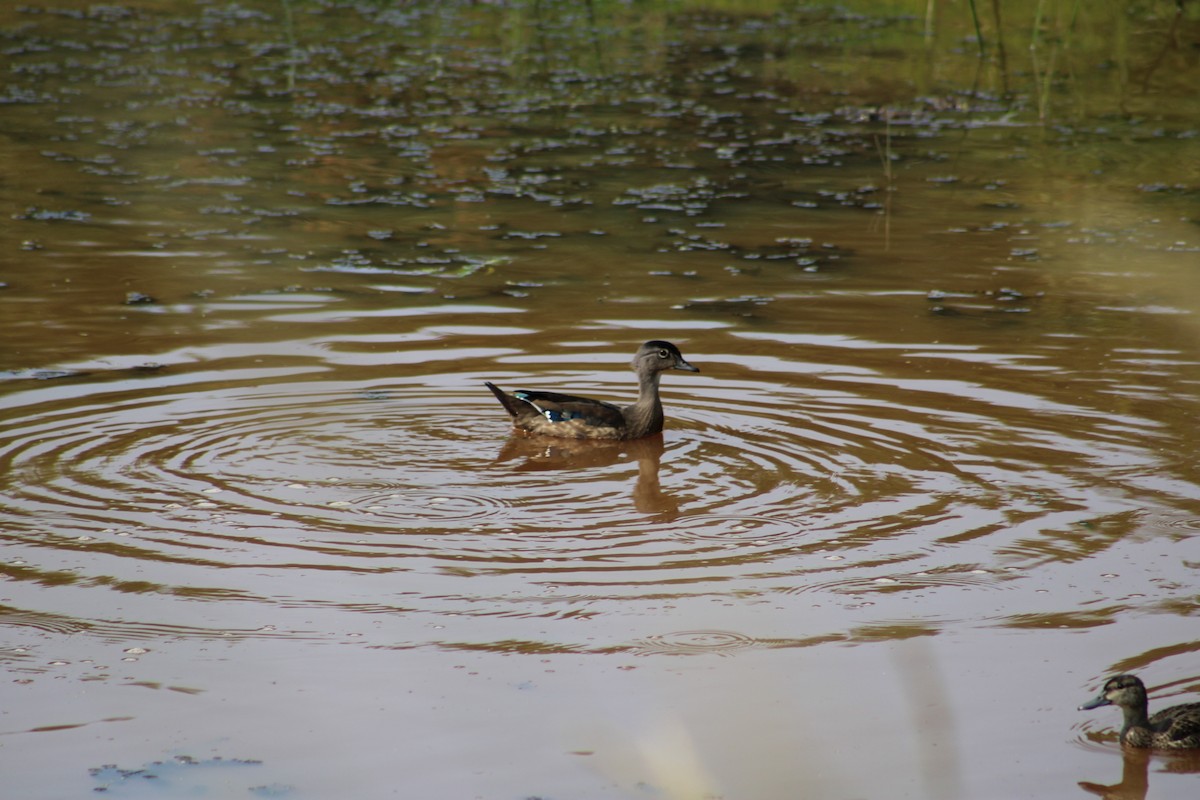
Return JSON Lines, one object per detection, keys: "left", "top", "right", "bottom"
{"left": 485, "top": 340, "right": 699, "bottom": 440}
{"left": 1079, "top": 673, "right": 1200, "bottom": 749}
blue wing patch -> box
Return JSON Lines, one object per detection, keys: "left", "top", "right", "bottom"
{"left": 542, "top": 409, "right": 582, "bottom": 422}
{"left": 514, "top": 391, "right": 584, "bottom": 423}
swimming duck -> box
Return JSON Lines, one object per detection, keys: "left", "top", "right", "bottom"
{"left": 1079, "top": 673, "right": 1200, "bottom": 749}
{"left": 485, "top": 340, "right": 699, "bottom": 440}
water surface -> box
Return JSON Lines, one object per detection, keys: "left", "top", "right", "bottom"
{"left": 2, "top": 1, "right": 1200, "bottom": 797}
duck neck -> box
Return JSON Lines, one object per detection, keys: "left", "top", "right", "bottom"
{"left": 624, "top": 369, "right": 664, "bottom": 439}
{"left": 1120, "top": 701, "right": 1152, "bottom": 742}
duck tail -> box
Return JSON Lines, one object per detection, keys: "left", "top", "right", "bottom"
{"left": 485, "top": 381, "right": 523, "bottom": 419}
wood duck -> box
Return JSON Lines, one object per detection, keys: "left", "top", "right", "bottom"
{"left": 485, "top": 340, "right": 699, "bottom": 440}
{"left": 1080, "top": 673, "right": 1200, "bottom": 749}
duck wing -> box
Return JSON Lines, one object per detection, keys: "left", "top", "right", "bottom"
{"left": 1151, "top": 702, "right": 1200, "bottom": 746}
{"left": 511, "top": 389, "right": 625, "bottom": 426}
{"left": 485, "top": 383, "right": 626, "bottom": 438}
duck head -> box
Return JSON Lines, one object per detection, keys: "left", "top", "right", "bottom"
{"left": 631, "top": 340, "right": 699, "bottom": 376}
{"left": 1079, "top": 674, "right": 1147, "bottom": 711}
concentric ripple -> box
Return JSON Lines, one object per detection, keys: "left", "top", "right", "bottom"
{"left": 628, "top": 629, "right": 759, "bottom": 656}
{"left": 1, "top": 335, "right": 1195, "bottom": 650}
{"left": 663, "top": 514, "right": 803, "bottom": 543}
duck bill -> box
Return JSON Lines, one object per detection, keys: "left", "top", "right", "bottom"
{"left": 675, "top": 359, "right": 700, "bottom": 373}
{"left": 1079, "top": 694, "right": 1112, "bottom": 711}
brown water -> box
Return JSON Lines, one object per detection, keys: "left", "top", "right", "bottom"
{"left": 2, "top": 1, "right": 1200, "bottom": 797}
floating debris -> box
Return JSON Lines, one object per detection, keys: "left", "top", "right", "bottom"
{"left": 12, "top": 206, "right": 91, "bottom": 222}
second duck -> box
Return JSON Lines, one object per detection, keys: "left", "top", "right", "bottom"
{"left": 1079, "top": 673, "right": 1200, "bottom": 749}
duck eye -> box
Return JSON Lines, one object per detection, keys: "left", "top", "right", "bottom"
{"left": 658, "top": 349, "right": 670, "bottom": 359}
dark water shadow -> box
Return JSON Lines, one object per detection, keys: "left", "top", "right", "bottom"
{"left": 493, "top": 433, "right": 677, "bottom": 514}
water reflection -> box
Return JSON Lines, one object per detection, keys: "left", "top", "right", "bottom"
{"left": 495, "top": 432, "right": 678, "bottom": 514}
{"left": 1079, "top": 749, "right": 1200, "bottom": 800}
{"left": 893, "top": 637, "right": 963, "bottom": 800}
{"left": 1079, "top": 749, "right": 1151, "bottom": 800}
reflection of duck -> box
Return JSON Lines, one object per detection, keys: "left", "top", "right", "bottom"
{"left": 485, "top": 341, "right": 698, "bottom": 440}
{"left": 494, "top": 434, "right": 678, "bottom": 514}
{"left": 1078, "top": 739, "right": 1200, "bottom": 800}
{"left": 1079, "top": 674, "right": 1200, "bottom": 749}
{"left": 1078, "top": 748, "right": 1150, "bottom": 800}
